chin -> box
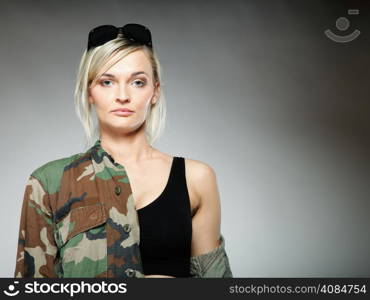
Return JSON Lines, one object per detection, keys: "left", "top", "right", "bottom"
{"left": 111, "top": 122, "right": 143, "bottom": 133}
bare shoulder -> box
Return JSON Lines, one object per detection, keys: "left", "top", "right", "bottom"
{"left": 183, "top": 157, "right": 218, "bottom": 209}
{"left": 154, "top": 148, "right": 216, "bottom": 178}
{"left": 184, "top": 157, "right": 217, "bottom": 182}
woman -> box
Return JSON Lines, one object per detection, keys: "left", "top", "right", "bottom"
{"left": 14, "top": 24, "right": 232, "bottom": 278}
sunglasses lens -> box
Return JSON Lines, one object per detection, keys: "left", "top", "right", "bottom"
{"left": 122, "top": 23, "right": 152, "bottom": 47}
{"left": 87, "top": 24, "right": 153, "bottom": 51}
{"left": 88, "top": 25, "right": 118, "bottom": 50}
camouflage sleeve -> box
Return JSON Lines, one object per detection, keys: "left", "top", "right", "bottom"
{"left": 189, "top": 234, "right": 233, "bottom": 278}
{"left": 14, "top": 175, "right": 60, "bottom": 277}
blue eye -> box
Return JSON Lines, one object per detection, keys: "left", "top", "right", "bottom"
{"left": 100, "top": 80, "right": 112, "bottom": 87}
{"left": 99, "top": 79, "right": 146, "bottom": 88}
{"left": 133, "top": 79, "right": 146, "bottom": 87}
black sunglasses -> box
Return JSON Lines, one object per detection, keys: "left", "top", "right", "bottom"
{"left": 87, "top": 23, "right": 152, "bottom": 51}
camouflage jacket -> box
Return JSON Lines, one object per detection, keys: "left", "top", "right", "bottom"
{"left": 14, "top": 139, "right": 233, "bottom": 278}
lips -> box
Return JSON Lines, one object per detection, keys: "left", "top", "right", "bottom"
{"left": 111, "top": 108, "right": 134, "bottom": 112}
{"left": 111, "top": 109, "right": 134, "bottom": 117}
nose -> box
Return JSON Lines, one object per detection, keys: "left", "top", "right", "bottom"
{"left": 116, "top": 82, "right": 130, "bottom": 103}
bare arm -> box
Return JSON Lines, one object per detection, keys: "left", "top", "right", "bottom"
{"left": 190, "top": 162, "right": 222, "bottom": 256}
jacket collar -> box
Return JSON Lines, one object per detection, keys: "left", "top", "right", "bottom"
{"left": 89, "top": 139, "right": 125, "bottom": 170}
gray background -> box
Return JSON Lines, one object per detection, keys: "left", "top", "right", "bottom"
{"left": 1, "top": 0, "right": 369, "bottom": 277}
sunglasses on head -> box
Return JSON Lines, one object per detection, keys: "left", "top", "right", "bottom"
{"left": 87, "top": 23, "right": 153, "bottom": 51}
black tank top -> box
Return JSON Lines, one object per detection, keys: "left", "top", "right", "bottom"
{"left": 137, "top": 156, "right": 192, "bottom": 277}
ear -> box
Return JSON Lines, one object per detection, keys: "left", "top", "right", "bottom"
{"left": 151, "top": 82, "right": 160, "bottom": 105}
{"left": 88, "top": 89, "right": 94, "bottom": 105}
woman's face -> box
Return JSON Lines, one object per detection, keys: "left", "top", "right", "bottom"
{"left": 88, "top": 49, "right": 160, "bottom": 135}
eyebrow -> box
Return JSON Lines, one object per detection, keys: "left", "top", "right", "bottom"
{"left": 101, "top": 71, "right": 148, "bottom": 78}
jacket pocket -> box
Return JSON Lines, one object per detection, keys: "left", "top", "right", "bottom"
{"left": 53, "top": 203, "right": 108, "bottom": 277}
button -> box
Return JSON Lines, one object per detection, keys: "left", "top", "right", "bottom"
{"left": 123, "top": 224, "right": 131, "bottom": 233}
{"left": 114, "top": 185, "right": 121, "bottom": 196}
{"left": 125, "top": 268, "right": 135, "bottom": 277}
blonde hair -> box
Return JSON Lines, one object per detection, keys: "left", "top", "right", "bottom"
{"left": 74, "top": 38, "right": 166, "bottom": 150}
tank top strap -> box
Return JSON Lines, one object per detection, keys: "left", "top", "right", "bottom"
{"left": 168, "top": 156, "right": 185, "bottom": 188}
{"left": 167, "top": 156, "right": 190, "bottom": 212}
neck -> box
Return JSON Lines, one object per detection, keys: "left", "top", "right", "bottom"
{"left": 99, "top": 123, "right": 154, "bottom": 165}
